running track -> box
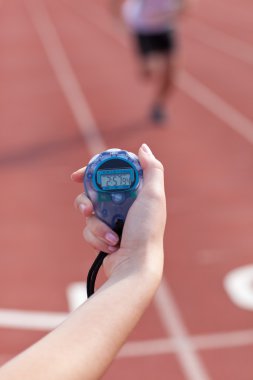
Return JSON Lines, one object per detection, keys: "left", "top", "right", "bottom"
{"left": 0, "top": 1, "right": 253, "bottom": 379}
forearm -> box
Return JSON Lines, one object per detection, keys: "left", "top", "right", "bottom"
{"left": 1, "top": 144, "right": 166, "bottom": 380}
{"left": 0, "top": 250, "right": 162, "bottom": 380}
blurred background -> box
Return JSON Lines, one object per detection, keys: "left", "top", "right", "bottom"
{"left": 0, "top": 0, "right": 253, "bottom": 379}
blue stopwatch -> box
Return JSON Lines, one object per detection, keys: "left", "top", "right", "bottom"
{"left": 84, "top": 149, "right": 143, "bottom": 233}
{"left": 84, "top": 149, "right": 143, "bottom": 298}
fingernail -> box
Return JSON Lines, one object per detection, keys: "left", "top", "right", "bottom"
{"left": 141, "top": 143, "right": 153, "bottom": 155}
{"left": 79, "top": 204, "right": 86, "bottom": 213}
{"left": 72, "top": 168, "right": 84, "bottom": 175}
{"left": 108, "top": 245, "right": 118, "bottom": 253}
{"left": 105, "top": 232, "right": 119, "bottom": 245}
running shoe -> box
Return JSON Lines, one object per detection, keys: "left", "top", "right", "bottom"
{"left": 150, "top": 104, "right": 167, "bottom": 124}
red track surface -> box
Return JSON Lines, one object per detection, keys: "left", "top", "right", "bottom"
{"left": 1, "top": 1, "right": 253, "bottom": 379}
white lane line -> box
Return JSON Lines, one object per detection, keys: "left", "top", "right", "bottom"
{"left": 0, "top": 309, "right": 67, "bottom": 331}
{"left": 119, "top": 329, "right": 253, "bottom": 358}
{"left": 66, "top": 282, "right": 87, "bottom": 311}
{"left": 192, "top": 329, "right": 253, "bottom": 350}
{"left": 24, "top": 0, "right": 106, "bottom": 156}
{"left": 1, "top": 307, "right": 253, "bottom": 355}
{"left": 155, "top": 279, "right": 211, "bottom": 380}
{"left": 224, "top": 265, "right": 253, "bottom": 311}
{"left": 189, "top": 21, "right": 253, "bottom": 65}
{"left": 178, "top": 71, "right": 253, "bottom": 145}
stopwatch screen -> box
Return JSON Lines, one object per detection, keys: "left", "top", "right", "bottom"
{"left": 97, "top": 168, "right": 134, "bottom": 190}
{"left": 101, "top": 173, "right": 131, "bottom": 188}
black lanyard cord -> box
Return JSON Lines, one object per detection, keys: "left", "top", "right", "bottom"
{"left": 86, "top": 219, "right": 124, "bottom": 298}
{"left": 86, "top": 251, "right": 108, "bottom": 298}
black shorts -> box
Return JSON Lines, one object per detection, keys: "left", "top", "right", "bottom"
{"left": 135, "top": 30, "right": 176, "bottom": 57}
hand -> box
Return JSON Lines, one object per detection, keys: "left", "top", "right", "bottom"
{"left": 71, "top": 144, "right": 166, "bottom": 282}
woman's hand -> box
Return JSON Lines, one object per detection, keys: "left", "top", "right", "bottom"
{"left": 71, "top": 144, "right": 166, "bottom": 282}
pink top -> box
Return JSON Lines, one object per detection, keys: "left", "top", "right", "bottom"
{"left": 122, "top": 0, "right": 181, "bottom": 33}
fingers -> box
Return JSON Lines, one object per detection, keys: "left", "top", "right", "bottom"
{"left": 71, "top": 166, "right": 86, "bottom": 183}
{"left": 74, "top": 192, "right": 94, "bottom": 217}
{"left": 83, "top": 216, "right": 119, "bottom": 254}
{"left": 73, "top": 144, "right": 165, "bottom": 255}
{"left": 74, "top": 192, "right": 119, "bottom": 253}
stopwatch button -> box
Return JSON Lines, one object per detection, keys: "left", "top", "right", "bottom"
{"left": 111, "top": 193, "right": 125, "bottom": 204}
{"left": 102, "top": 209, "right": 108, "bottom": 217}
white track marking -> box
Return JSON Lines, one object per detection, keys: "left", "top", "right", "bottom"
{"left": 224, "top": 265, "right": 253, "bottom": 310}
{"left": 178, "top": 71, "right": 253, "bottom": 145}
{"left": 66, "top": 282, "right": 87, "bottom": 311}
{"left": 24, "top": 0, "right": 106, "bottom": 156}
{"left": 192, "top": 329, "right": 253, "bottom": 350}
{"left": 155, "top": 279, "right": 211, "bottom": 380}
{"left": 189, "top": 21, "right": 253, "bottom": 65}
{"left": 1, "top": 306, "right": 253, "bottom": 356}
{"left": 0, "top": 309, "right": 67, "bottom": 331}
{"left": 120, "top": 329, "right": 253, "bottom": 357}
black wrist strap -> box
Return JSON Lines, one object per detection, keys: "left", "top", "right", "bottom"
{"left": 86, "top": 219, "right": 124, "bottom": 298}
{"left": 86, "top": 251, "right": 108, "bottom": 298}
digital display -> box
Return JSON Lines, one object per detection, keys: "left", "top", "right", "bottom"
{"left": 97, "top": 168, "right": 134, "bottom": 190}
{"left": 101, "top": 173, "right": 131, "bottom": 188}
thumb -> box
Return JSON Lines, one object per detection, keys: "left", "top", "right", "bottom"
{"left": 138, "top": 144, "right": 164, "bottom": 188}
{"left": 119, "top": 144, "right": 166, "bottom": 250}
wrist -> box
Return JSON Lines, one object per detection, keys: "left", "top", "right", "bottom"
{"left": 104, "top": 244, "right": 164, "bottom": 291}
{"left": 101, "top": 263, "right": 162, "bottom": 306}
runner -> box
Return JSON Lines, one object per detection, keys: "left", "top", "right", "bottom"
{"left": 111, "top": 0, "right": 194, "bottom": 123}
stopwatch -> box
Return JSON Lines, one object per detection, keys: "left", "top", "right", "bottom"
{"left": 84, "top": 148, "right": 143, "bottom": 234}
{"left": 84, "top": 148, "right": 143, "bottom": 297}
